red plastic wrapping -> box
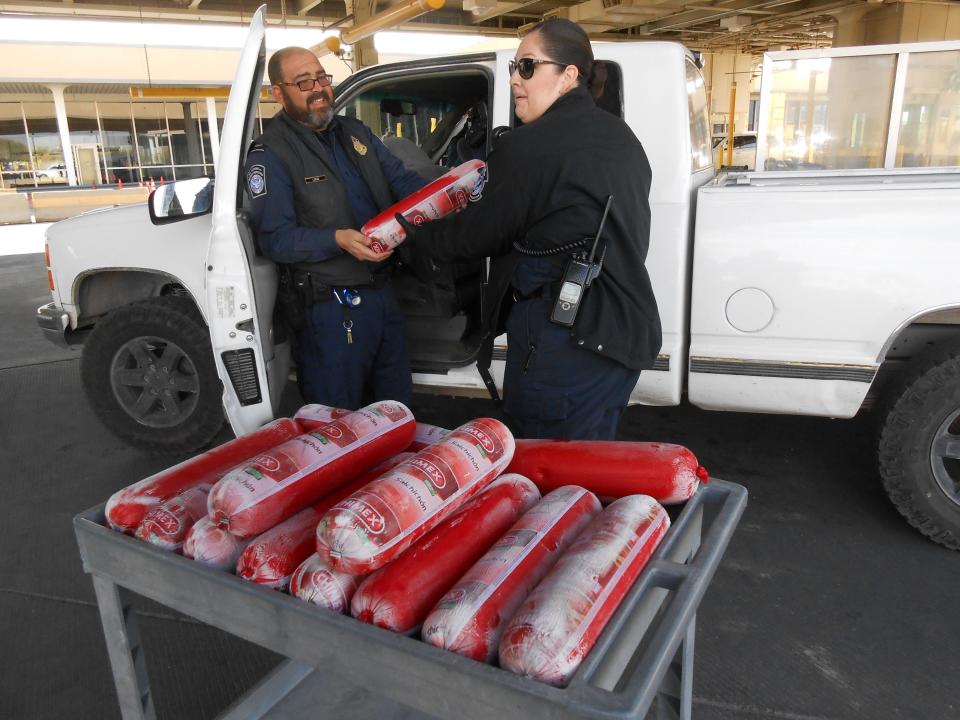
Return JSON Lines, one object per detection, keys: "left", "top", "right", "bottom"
{"left": 183, "top": 517, "right": 252, "bottom": 571}
{"left": 318, "top": 417, "right": 516, "bottom": 575}
{"left": 105, "top": 418, "right": 302, "bottom": 534}
{"left": 499, "top": 495, "right": 670, "bottom": 686}
{"left": 208, "top": 401, "right": 415, "bottom": 539}
{"left": 507, "top": 440, "right": 708, "bottom": 505}
{"left": 290, "top": 553, "right": 363, "bottom": 613}
{"left": 236, "top": 453, "right": 412, "bottom": 590}
{"left": 293, "top": 404, "right": 352, "bottom": 432}
{"left": 134, "top": 486, "right": 210, "bottom": 552}
{"left": 361, "top": 160, "right": 487, "bottom": 254}
{"left": 350, "top": 474, "right": 540, "bottom": 634}
{"left": 423, "top": 486, "right": 601, "bottom": 662}
{"left": 407, "top": 423, "right": 449, "bottom": 452}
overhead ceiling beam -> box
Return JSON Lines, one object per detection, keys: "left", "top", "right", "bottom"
{"left": 295, "top": 0, "right": 326, "bottom": 14}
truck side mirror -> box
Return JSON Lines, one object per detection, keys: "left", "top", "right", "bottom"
{"left": 148, "top": 177, "right": 214, "bottom": 226}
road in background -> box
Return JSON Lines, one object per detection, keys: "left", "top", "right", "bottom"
{"left": 1, "top": 252, "right": 956, "bottom": 719}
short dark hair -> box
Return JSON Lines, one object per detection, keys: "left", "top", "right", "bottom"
{"left": 267, "top": 46, "right": 313, "bottom": 86}
{"left": 528, "top": 18, "right": 594, "bottom": 86}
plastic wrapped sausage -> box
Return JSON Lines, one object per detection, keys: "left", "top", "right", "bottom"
{"left": 208, "top": 401, "right": 415, "bottom": 538}
{"left": 317, "top": 418, "right": 515, "bottom": 575}
{"left": 183, "top": 517, "right": 252, "bottom": 571}
{"left": 361, "top": 160, "right": 487, "bottom": 253}
{"left": 134, "top": 486, "right": 210, "bottom": 552}
{"left": 106, "top": 418, "right": 302, "bottom": 534}
{"left": 422, "top": 486, "right": 600, "bottom": 662}
{"left": 407, "top": 423, "right": 449, "bottom": 452}
{"left": 507, "top": 440, "right": 708, "bottom": 504}
{"left": 499, "top": 495, "right": 670, "bottom": 686}
{"left": 350, "top": 474, "right": 540, "bottom": 634}
{"left": 289, "top": 553, "right": 363, "bottom": 613}
{"left": 293, "top": 404, "right": 352, "bottom": 432}
{"left": 236, "top": 453, "right": 412, "bottom": 590}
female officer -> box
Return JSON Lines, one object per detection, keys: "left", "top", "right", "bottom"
{"left": 407, "top": 18, "right": 661, "bottom": 440}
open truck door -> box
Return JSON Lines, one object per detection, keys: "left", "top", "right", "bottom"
{"left": 207, "top": 5, "right": 291, "bottom": 436}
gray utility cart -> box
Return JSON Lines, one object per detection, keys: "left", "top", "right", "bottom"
{"left": 75, "top": 478, "right": 746, "bottom": 720}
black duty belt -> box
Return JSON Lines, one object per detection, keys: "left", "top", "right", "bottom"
{"left": 293, "top": 270, "right": 390, "bottom": 303}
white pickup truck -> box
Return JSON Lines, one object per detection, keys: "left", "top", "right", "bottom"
{"left": 36, "top": 8, "right": 960, "bottom": 549}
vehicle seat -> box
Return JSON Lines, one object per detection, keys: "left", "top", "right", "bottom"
{"left": 382, "top": 136, "right": 446, "bottom": 180}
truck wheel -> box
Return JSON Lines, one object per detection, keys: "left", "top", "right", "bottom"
{"left": 878, "top": 344, "right": 960, "bottom": 550}
{"left": 81, "top": 297, "right": 223, "bottom": 454}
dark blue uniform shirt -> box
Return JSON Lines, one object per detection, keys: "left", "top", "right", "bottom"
{"left": 246, "top": 115, "right": 426, "bottom": 265}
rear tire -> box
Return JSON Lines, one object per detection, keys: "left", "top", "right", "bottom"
{"left": 81, "top": 297, "right": 223, "bottom": 454}
{"left": 878, "top": 344, "right": 960, "bottom": 550}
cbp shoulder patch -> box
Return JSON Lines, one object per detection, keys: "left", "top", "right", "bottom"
{"left": 247, "top": 164, "right": 266, "bottom": 198}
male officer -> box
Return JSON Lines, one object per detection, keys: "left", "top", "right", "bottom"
{"left": 246, "top": 46, "right": 428, "bottom": 409}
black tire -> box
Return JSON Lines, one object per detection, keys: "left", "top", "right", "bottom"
{"left": 81, "top": 297, "right": 224, "bottom": 454}
{"left": 878, "top": 343, "right": 960, "bottom": 550}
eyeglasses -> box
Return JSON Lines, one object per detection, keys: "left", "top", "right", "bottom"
{"left": 278, "top": 74, "right": 334, "bottom": 92}
{"left": 508, "top": 58, "right": 568, "bottom": 80}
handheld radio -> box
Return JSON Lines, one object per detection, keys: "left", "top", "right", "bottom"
{"left": 550, "top": 195, "right": 614, "bottom": 327}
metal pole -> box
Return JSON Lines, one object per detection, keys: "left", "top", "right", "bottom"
{"left": 205, "top": 96, "right": 221, "bottom": 169}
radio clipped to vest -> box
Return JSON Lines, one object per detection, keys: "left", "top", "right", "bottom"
{"left": 550, "top": 195, "right": 613, "bottom": 327}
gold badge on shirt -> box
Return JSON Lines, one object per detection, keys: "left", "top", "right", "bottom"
{"left": 351, "top": 136, "right": 368, "bottom": 156}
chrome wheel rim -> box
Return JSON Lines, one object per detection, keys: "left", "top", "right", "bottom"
{"left": 110, "top": 335, "right": 200, "bottom": 428}
{"left": 930, "top": 408, "right": 960, "bottom": 508}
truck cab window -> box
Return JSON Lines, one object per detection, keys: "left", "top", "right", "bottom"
{"left": 338, "top": 71, "right": 490, "bottom": 178}
{"left": 686, "top": 59, "right": 712, "bottom": 173}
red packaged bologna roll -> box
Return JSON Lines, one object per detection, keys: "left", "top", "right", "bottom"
{"left": 350, "top": 474, "right": 540, "bottom": 634}
{"left": 290, "top": 553, "right": 363, "bottom": 613}
{"left": 106, "top": 418, "right": 302, "bottom": 534}
{"left": 361, "top": 160, "right": 487, "bottom": 254}
{"left": 208, "top": 401, "right": 415, "bottom": 539}
{"left": 318, "top": 417, "right": 516, "bottom": 575}
{"left": 293, "top": 404, "right": 352, "bottom": 432}
{"left": 499, "top": 495, "right": 670, "bottom": 686}
{"left": 407, "top": 423, "right": 449, "bottom": 452}
{"left": 507, "top": 440, "right": 709, "bottom": 505}
{"left": 183, "top": 517, "right": 253, "bottom": 572}
{"left": 422, "top": 486, "right": 601, "bottom": 663}
{"left": 134, "top": 486, "right": 210, "bottom": 552}
{"left": 237, "top": 453, "right": 412, "bottom": 589}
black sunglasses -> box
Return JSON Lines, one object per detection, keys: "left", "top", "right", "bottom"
{"left": 508, "top": 58, "right": 568, "bottom": 80}
{"left": 278, "top": 74, "right": 334, "bottom": 92}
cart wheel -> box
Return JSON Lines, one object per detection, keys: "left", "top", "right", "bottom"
{"left": 878, "top": 343, "right": 960, "bottom": 550}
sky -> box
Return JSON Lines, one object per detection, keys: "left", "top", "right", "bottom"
{"left": 0, "top": 16, "right": 518, "bottom": 57}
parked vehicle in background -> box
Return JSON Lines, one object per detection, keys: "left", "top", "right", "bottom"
{"left": 37, "top": 13, "right": 960, "bottom": 550}
{"left": 713, "top": 133, "right": 757, "bottom": 170}
{"left": 36, "top": 163, "right": 67, "bottom": 181}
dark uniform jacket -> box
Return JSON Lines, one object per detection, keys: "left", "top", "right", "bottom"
{"left": 247, "top": 111, "right": 425, "bottom": 287}
{"left": 413, "top": 84, "right": 661, "bottom": 371}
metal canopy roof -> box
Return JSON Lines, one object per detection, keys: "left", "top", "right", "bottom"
{"left": 0, "top": 0, "right": 876, "bottom": 52}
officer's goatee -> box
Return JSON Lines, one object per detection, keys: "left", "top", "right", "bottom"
{"left": 304, "top": 91, "right": 334, "bottom": 130}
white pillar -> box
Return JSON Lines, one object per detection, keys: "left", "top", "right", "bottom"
{"left": 48, "top": 84, "right": 78, "bottom": 187}
{"left": 205, "top": 96, "right": 220, "bottom": 168}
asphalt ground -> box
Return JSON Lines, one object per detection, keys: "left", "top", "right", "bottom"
{"left": 1, "top": 251, "right": 957, "bottom": 719}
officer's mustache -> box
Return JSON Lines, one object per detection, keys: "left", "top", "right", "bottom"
{"left": 307, "top": 89, "right": 332, "bottom": 107}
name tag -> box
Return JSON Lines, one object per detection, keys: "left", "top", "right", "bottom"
{"left": 304, "top": 175, "right": 326, "bottom": 184}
